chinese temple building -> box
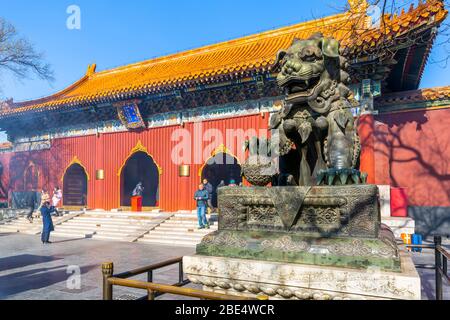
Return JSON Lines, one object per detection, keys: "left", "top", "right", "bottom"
{"left": 0, "top": 1, "right": 448, "bottom": 234}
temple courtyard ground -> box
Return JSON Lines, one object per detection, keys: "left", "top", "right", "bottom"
{"left": 0, "top": 233, "right": 448, "bottom": 300}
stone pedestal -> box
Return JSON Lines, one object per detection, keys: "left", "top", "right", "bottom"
{"left": 183, "top": 249, "right": 421, "bottom": 300}
{"left": 377, "top": 185, "right": 391, "bottom": 218}
{"left": 185, "top": 185, "right": 421, "bottom": 300}
{"left": 199, "top": 185, "right": 402, "bottom": 272}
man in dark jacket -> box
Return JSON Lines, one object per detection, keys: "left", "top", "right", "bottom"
{"left": 194, "top": 184, "right": 210, "bottom": 229}
{"left": 203, "top": 179, "right": 214, "bottom": 211}
{"left": 26, "top": 190, "right": 38, "bottom": 223}
{"left": 40, "top": 201, "right": 56, "bottom": 244}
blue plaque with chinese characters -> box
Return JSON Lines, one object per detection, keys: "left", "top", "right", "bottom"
{"left": 115, "top": 100, "right": 146, "bottom": 129}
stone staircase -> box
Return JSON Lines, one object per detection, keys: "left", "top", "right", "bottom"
{"left": 52, "top": 211, "right": 172, "bottom": 242}
{"left": 138, "top": 212, "right": 218, "bottom": 247}
{"left": 0, "top": 211, "right": 82, "bottom": 235}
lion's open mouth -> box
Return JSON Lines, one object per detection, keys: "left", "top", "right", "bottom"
{"left": 278, "top": 76, "right": 321, "bottom": 102}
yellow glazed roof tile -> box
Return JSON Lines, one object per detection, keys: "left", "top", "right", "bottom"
{"left": 0, "top": 0, "right": 447, "bottom": 116}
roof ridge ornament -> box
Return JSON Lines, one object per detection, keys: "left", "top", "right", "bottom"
{"left": 348, "top": 0, "right": 369, "bottom": 14}
{"left": 0, "top": 99, "right": 13, "bottom": 111}
{"left": 86, "top": 63, "right": 97, "bottom": 77}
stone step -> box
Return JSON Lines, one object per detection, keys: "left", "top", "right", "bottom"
{"left": 91, "top": 234, "right": 126, "bottom": 241}
{"left": 138, "top": 238, "right": 198, "bottom": 247}
{"left": 0, "top": 223, "right": 34, "bottom": 230}
{"left": 51, "top": 231, "right": 93, "bottom": 238}
{"left": 59, "top": 221, "right": 156, "bottom": 230}
{"left": 148, "top": 230, "right": 213, "bottom": 237}
{"left": 72, "top": 218, "right": 161, "bottom": 225}
{"left": 94, "top": 230, "right": 134, "bottom": 237}
{"left": 80, "top": 216, "right": 165, "bottom": 223}
{"left": 48, "top": 211, "right": 170, "bottom": 242}
{"left": 171, "top": 214, "right": 203, "bottom": 220}
{"left": 143, "top": 232, "right": 208, "bottom": 242}
{"left": 163, "top": 218, "right": 217, "bottom": 224}
{"left": 55, "top": 223, "right": 97, "bottom": 229}
{"left": 93, "top": 225, "right": 155, "bottom": 232}
{"left": 156, "top": 225, "right": 218, "bottom": 232}
{"left": 83, "top": 212, "right": 169, "bottom": 218}
{"left": 168, "top": 215, "right": 217, "bottom": 223}
{"left": 2, "top": 217, "right": 36, "bottom": 222}
{"left": 4, "top": 222, "right": 32, "bottom": 227}
{"left": 143, "top": 234, "right": 207, "bottom": 241}
{"left": 54, "top": 226, "right": 97, "bottom": 233}
{"left": 21, "top": 229, "right": 42, "bottom": 235}
{"left": 156, "top": 223, "right": 218, "bottom": 228}
{"left": 0, "top": 226, "right": 21, "bottom": 232}
{"left": 150, "top": 228, "right": 217, "bottom": 235}
{"left": 74, "top": 216, "right": 154, "bottom": 222}
{"left": 11, "top": 219, "right": 42, "bottom": 226}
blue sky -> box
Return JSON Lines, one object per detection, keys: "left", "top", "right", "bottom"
{"left": 0, "top": 1, "right": 449, "bottom": 108}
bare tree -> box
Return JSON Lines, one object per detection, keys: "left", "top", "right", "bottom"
{"left": 331, "top": 0, "right": 450, "bottom": 67}
{"left": 0, "top": 18, "right": 54, "bottom": 86}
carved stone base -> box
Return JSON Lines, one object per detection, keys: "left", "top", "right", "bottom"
{"left": 217, "top": 185, "right": 382, "bottom": 238}
{"left": 197, "top": 224, "right": 400, "bottom": 272}
{"left": 183, "top": 250, "right": 421, "bottom": 300}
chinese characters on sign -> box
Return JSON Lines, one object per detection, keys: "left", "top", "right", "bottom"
{"left": 116, "top": 101, "right": 146, "bottom": 129}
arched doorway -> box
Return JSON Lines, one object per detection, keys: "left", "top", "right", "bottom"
{"left": 201, "top": 152, "right": 242, "bottom": 207}
{"left": 63, "top": 163, "right": 88, "bottom": 206}
{"left": 24, "top": 162, "right": 39, "bottom": 191}
{"left": 120, "top": 151, "right": 160, "bottom": 207}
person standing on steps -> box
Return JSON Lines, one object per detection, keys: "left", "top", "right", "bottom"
{"left": 203, "top": 178, "right": 214, "bottom": 213}
{"left": 40, "top": 189, "right": 50, "bottom": 209}
{"left": 194, "top": 183, "right": 210, "bottom": 229}
{"left": 40, "top": 201, "right": 56, "bottom": 244}
{"left": 26, "top": 189, "right": 38, "bottom": 223}
{"left": 52, "top": 187, "right": 63, "bottom": 216}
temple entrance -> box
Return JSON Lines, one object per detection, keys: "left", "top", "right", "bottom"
{"left": 120, "top": 151, "right": 159, "bottom": 207}
{"left": 24, "top": 163, "right": 39, "bottom": 191}
{"left": 63, "top": 164, "right": 88, "bottom": 207}
{"left": 201, "top": 152, "right": 242, "bottom": 207}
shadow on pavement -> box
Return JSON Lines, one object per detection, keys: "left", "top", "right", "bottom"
{"left": 0, "top": 254, "right": 63, "bottom": 273}
{"left": 0, "top": 264, "right": 98, "bottom": 299}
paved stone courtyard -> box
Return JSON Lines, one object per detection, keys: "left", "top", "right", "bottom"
{"left": 0, "top": 233, "right": 196, "bottom": 300}
{"left": 0, "top": 233, "right": 448, "bottom": 300}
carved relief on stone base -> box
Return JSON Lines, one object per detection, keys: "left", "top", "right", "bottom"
{"left": 183, "top": 252, "right": 421, "bottom": 300}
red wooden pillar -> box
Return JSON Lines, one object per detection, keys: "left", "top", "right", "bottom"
{"left": 358, "top": 113, "right": 376, "bottom": 184}
{"left": 94, "top": 133, "right": 104, "bottom": 209}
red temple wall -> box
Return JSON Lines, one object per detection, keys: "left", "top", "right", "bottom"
{"left": 0, "top": 152, "right": 12, "bottom": 201}
{"left": 0, "top": 113, "right": 268, "bottom": 211}
{"left": 1, "top": 107, "right": 448, "bottom": 211}
{"left": 358, "top": 114, "right": 376, "bottom": 184}
{"left": 373, "top": 107, "right": 450, "bottom": 207}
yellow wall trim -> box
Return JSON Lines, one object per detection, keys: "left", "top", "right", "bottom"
{"left": 61, "top": 156, "right": 90, "bottom": 182}
{"left": 198, "top": 144, "right": 241, "bottom": 177}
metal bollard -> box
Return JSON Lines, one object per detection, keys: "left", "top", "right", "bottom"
{"left": 147, "top": 270, "right": 153, "bottom": 283}
{"left": 102, "top": 262, "right": 114, "bottom": 300}
{"left": 434, "top": 236, "right": 443, "bottom": 300}
{"left": 179, "top": 261, "right": 184, "bottom": 284}
{"left": 147, "top": 289, "right": 156, "bottom": 300}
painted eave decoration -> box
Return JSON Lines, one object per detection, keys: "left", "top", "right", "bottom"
{"left": 376, "top": 85, "right": 450, "bottom": 106}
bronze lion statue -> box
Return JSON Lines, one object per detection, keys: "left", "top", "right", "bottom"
{"left": 247, "top": 32, "right": 366, "bottom": 186}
